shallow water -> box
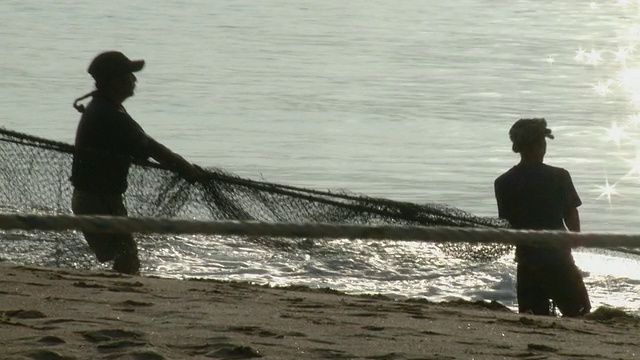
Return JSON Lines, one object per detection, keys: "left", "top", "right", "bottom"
{"left": 3, "top": 0, "right": 640, "bottom": 313}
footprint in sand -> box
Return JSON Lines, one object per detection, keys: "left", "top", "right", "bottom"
{"left": 2, "top": 309, "right": 47, "bottom": 319}
{"left": 207, "top": 344, "right": 263, "bottom": 359}
{"left": 79, "top": 328, "right": 155, "bottom": 355}
{"left": 168, "top": 340, "right": 263, "bottom": 359}
{"left": 115, "top": 299, "right": 154, "bottom": 313}
{"left": 73, "top": 281, "right": 106, "bottom": 289}
{"left": 107, "top": 280, "right": 146, "bottom": 293}
{"left": 80, "top": 328, "right": 145, "bottom": 343}
{"left": 17, "top": 349, "right": 74, "bottom": 360}
{"left": 38, "top": 335, "right": 66, "bottom": 345}
{"left": 227, "top": 325, "right": 306, "bottom": 339}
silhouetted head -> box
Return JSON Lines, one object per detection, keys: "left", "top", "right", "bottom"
{"left": 73, "top": 51, "right": 145, "bottom": 112}
{"left": 88, "top": 51, "right": 144, "bottom": 100}
{"left": 88, "top": 51, "right": 144, "bottom": 82}
{"left": 509, "top": 118, "right": 554, "bottom": 162}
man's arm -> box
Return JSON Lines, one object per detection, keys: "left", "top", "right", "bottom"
{"left": 562, "top": 169, "right": 582, "bottom": 232}
{"left": 494, "top": 180, "right": 505, "bottom": 218}
{"left": 564, "top": 207, "right": 580, "bottom": 232}
{"left": 147, "top": 137, "right": 205, "bottom": 181}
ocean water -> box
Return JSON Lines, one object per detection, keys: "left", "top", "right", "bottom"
{"left": 3, "top": 0, "right": 640, "bottom": 313}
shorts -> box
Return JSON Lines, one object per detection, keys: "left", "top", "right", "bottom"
{"left": 517, "top": 260, "right": 591, "bottom": 317}
{"left": 71, "top": 188, "right": 140, "bottom": 275}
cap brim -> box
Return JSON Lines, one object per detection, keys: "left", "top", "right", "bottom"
{"left": 544, "top": 129, "right": 554, "bottom": 140}
{"left": 130, "top": 60, "right": 145, "bottom": 72}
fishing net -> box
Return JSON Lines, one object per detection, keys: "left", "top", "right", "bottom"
{"left": 0, "top": 127, "right": 512, "bottom": 267}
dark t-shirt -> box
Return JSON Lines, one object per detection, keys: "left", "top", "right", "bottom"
{"left": 71, "top": 95, "right": 152, "bottom": 194}
{"left": 494, "top": 163, "right": 582, "bottom": 264}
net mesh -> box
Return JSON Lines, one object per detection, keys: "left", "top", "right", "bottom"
{"left": 0, "top": 127, "right": 512, "bottom": 266}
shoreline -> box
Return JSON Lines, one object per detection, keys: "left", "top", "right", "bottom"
{"left": 1, "top": 264, "right": 639, "bottom": 359}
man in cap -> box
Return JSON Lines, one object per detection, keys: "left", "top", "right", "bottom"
{"left": 70, "top": 51, "right": 206, "bottom": 275}
{"left": 494, "top": 118, "right": 591, "bottom": 316}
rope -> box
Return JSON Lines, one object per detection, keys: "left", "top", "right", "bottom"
{"left": 0, "top": 213, "right": 638, "bottom": 248}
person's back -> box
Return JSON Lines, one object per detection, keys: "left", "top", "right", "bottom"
{"left": 495, "top": 162, "right": 577, "bottom": 265}
{"left": 71, "top": 94, "right": 150, "bottom": 195}
{"left": 494, "top": 118, "right": 590, "bottom": 317}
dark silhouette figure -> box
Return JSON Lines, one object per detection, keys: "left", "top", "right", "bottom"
{"left": 494, "top": 118, "right": 590, "bottom": 317}
{"left": 71, "top": 51, "right": 205, "bottom": 274}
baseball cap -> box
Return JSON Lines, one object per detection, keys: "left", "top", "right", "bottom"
{"left": 509, "top": 118, "right": 554, "bottom": 152}
{"left": 88, "top": 51, "right": 145, "bottom": 81}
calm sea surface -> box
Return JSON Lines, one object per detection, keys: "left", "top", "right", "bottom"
{"left": 3, "top": 0, "right": 640, "bottom": 313}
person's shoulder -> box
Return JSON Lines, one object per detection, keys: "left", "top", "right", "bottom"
{"left": 495, "top": 166, "right": 517, "bottom": 184}
{"left": 495, "top": 172, "right": 507, "bottom": 184}
{"left": 83, "top": 96, "right": 116, "bottom": 117}
{"left": 86, "top": 95, "right": 107, "bottom": 108}
{"left": 541, "top": 163, "right": 572, "bottom": 177}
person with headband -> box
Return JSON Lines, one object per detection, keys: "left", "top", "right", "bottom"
{"left": 70, "top": 51, "right": 206, "bottom": 275}
{"left": 494, "top": 118, "right": 591, "bottom": 316}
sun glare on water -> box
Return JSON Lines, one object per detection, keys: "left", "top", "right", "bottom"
{"left": 571, "top": 1, "right": 640, "bottom": 204}
{"left": 617, "top": 68, "right": 640, "bottom": 100}
{"left": 564, "top": 2, "right": 640, "bottom": 311}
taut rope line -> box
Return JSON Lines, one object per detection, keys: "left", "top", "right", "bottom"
{"left": 0, "top": 213, "right": 637, "bottom": 248}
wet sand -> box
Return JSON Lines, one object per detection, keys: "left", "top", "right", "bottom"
{"left": 1, "top": 264, "right": 639, "bottom": 359}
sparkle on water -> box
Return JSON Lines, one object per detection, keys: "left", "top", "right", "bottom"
{"left": 576, "top": 1, "right": 640, "bottom": 203}
{"left": 592, "top": 175, "right": 619, "bottom": 204}
{"left": 548, "top": 0, "right": 640, "bottom": 313}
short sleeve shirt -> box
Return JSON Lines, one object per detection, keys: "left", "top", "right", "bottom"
{"left": 71, "top": 95, "right": 152, "bottom": 194}
{"left": 494, "top": 163, "right": 581, "bottom": 264}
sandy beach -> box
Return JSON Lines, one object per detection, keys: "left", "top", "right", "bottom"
{"left": 0, "top": 264, "right": 639, "bottom": 360}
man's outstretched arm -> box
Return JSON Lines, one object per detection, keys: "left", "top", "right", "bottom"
{"left": 564, "top": 207, "right": 580, "bottom": 232}
{"left": 147, "top": 137, "right": 206, "bottom": 182}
